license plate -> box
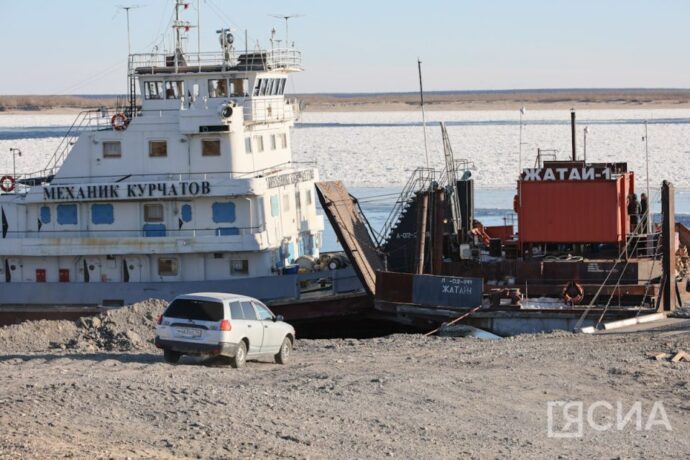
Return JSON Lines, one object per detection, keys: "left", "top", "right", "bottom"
{"left": 175, "top": 327, "right": 202, "bottom": 338}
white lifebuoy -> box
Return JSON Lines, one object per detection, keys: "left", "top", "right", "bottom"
{"left": 0, "top": 176, "right": 15, "bottom": 193}
{"left": 111, "top": 112, "right": 129, "bottom": 131}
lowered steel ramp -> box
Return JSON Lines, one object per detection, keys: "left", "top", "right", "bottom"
{"left": 316, "top": 181, "right": 384, "bottom": 296}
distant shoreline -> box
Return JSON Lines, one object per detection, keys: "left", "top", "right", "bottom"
{"left": 2, "top": 89, "right": 690, "bottom": 113}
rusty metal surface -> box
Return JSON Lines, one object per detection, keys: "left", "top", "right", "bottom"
{"left": 315, "top": 181, "right": 384, "bottom": 296}
{"left": 376, "top": 271, "right": 413, "bottom": 303}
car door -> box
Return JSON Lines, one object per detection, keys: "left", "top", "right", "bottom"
{"left": 240, "top": 300, "right": 264, "bottom": 355}
{"left": 253, "top": 302, "right": 282, "bottom": 353}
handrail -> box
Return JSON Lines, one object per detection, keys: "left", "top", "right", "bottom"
{"left": 379, "top": 167, "right": 438, "bottom": 245}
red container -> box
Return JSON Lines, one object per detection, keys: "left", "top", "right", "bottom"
{"left": 517, "top": 169, "right": 633, "bottom": 245}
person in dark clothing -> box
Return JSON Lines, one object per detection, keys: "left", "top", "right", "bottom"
{"left": 640, "top": 193, "right": 649, "bottom": 233}
{"left": 628, "top": 193, "right": 641, "bottom": 233}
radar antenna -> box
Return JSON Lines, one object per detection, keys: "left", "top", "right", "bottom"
{"left": 269, "top": 14, "right": 304, "bottom": 47}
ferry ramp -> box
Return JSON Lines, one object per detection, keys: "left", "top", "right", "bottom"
{"left": 315, "top": 181, "right": 384, "bottom": 296}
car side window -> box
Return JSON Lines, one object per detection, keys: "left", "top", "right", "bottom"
{"left": 253, "top": 302, "right": 274, "bottom": 321}
{"left": 230, "top": 301, "right": 244, "bottom": 320}
{"left": 241, "top": 301, "right": 257, "bottom": 320}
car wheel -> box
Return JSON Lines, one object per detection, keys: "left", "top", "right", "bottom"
{"left": 163, "top": 349, "right": 181, "bottom": 364}
{"left": 275, "top": 336, "right": 292, "bottom": 365}
{"left": 230, "top": 340, "right": 247, "bottom": 369}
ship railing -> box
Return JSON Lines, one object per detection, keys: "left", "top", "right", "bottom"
{"left": 235, "top": 161, "right": 318, "bottom": 180}
{"left": 129, "top": 47, "right": 302, "bottom": 75}
{"left": 4, "top": 223, "right": 268, "bottom": 240}
{"left": 378, "top": 167, "right": 440, "bottom": 246}
{"left": 1, "top": 109, "right": 124, "bottom": 191}
{"left": 242, "top": 97, "right": 297, "bottom": 123}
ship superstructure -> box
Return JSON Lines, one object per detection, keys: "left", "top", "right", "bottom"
{"left": 0, "top": 4, "right": 333, "bottom": 307}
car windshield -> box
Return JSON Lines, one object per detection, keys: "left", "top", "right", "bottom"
{"left": 164, "top": 299, "right": 224, "bottom": 321}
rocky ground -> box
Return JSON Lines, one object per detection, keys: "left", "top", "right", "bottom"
{"left": 0, "top": 303, "right": 688, "bottom": 459}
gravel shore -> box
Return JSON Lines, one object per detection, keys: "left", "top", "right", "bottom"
{"left": 0, "top": 307, "right": 688, "bottom": 459}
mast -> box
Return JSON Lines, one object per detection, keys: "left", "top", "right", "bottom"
{"left": 418, "top": 58, "right": 430, "bottom": 169}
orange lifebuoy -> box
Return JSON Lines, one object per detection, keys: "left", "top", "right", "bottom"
{"left": 0, "top": 176, "right": 15, "bottom": 193}
{"left": 562, "top": 281, "right": 584, "bottom": 305}
{"left": 111, "top": 112, "right": 129, "bottom": 131}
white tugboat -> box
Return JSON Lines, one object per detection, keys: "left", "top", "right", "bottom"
{"left": 0, "top": 3, "right": 363, "bottom": 314}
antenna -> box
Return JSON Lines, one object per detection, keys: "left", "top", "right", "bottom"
{"left": 116, "top": 4, "right": 143, "bottom": 55}
{"left": 269, "top": 14, "right": 304, "bottom": 47}
{"left": 173, "top": 0, "right": 195, "bottom": 52}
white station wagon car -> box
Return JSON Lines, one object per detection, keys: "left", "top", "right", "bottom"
{"left": 155, "top": 292, "right": 295, "bottom": 368}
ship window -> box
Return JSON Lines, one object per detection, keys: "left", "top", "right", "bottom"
{"left": 145, "top": 81, "right": 164, "bottom": 100}
{"left": 181, "top": 204, "right": 192, "bottom": 222}
{"left": 254, "top": 135, "right": 264, "bottom": 152}
{"left": 280, "top": 133, "right": 288, "bottom": 148}
{"left": 279, "top": 78, "right": 287, "bottom": 95}
{"left": 231, "top": 78, "right": 248, "bottom": 97}
{"left": 259, "top": 78, "right": 269, "bottom": 96}
{"left": 40, "top": 206, "right": 51, "bottom": 224}
{"left": 295, "top": 191, "right": 301, "bottom": 210}
{"left": 306, "top": 189, "right": 313, "bottom": 206}
{"left": 212, "top": 202, "right": 236, "bottom": 223}
{"left": 91, "top": 204, "right": 114, "bottom": 225}
{"left": 244, "top": 137, "right": 252, "bottom": 154}
{"left": 270, "top": 195, "right": 280, "bottom": 217}
{"left": 158, "top": 258, "right": 178, "bottom": 276}
{"left": 102, "top": 141, "right": 122, "bottom": 158}
{"left": 149, "top": 140, "right": 167, "bottom": 157}
{"left": 283, "top": 193, "right": 290, "bottom": 212}
{"left": 202, "top": 139, "right": 221, "bottom": 156}
{"left": 57, "top": 204, "right": 78, "bottom": 225}
{"left": 144, "top": 203, "right": 164, "bottom": 222}
{"left": 231, "top": 259, "right": 249, "bottom": 276}
{"left": 270, "top": 134, "right": 277, "bottom": 150}
{"left": 208, "top": 79, "right": 228, "bottom": 98}
{"left": 165, "top": 81, "right": 183, "bottom": 99}
{"left": 253, "top": 78, "right": 262, "bottom": 96}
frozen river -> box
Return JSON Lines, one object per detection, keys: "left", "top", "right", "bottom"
{"left": 3, "top": 109, "right": 690, "bottom": 251}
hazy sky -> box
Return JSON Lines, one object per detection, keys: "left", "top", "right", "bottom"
{"left": 3, "top": 0, "right": 689, "bottom": 94}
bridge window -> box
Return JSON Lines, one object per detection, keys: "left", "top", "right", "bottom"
{"left": 158, "top": 258, "right": 178, "bottom": 276}
{"left": 231, "top": 78, "right": 249, "bottom": 97}
{"left": 165, "top": 81, "right": 184, "bottom": 99}
{"left": 259, "top": 78, "right": 269, "bottom": 96}
{"left": 145, "top": 81, "right": 164, "bottom": 100}
{"left": 57, "top": 204, "right": 78, "bottom": 225}
{"left": 91, "top": 204, "right": 114, "bottom": 225}
{"left": 253, "top": 78, "right": 262, "bottom": 96}
{"left": 254, "top": 135, "right": 264, "bottom": 152}
{"left": 102, "top": 141, "right": 121, "bottom": 158}
{"left": 208, "top": 79, "right": 228, "bottom": 98}
{"left": 149, "top": 140, "right": 167, "bottom": 157}
{"left": 144, "top": 203, "right": 164, "bottom": 222}
{"left": 279, "top": 78, "right": 287, "bottom": 95}
{"left": 202, "top": 139, "right": 221, "bottom": 156}
{"left": 244, "top": 137, "right": 252, "bottom": 154}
